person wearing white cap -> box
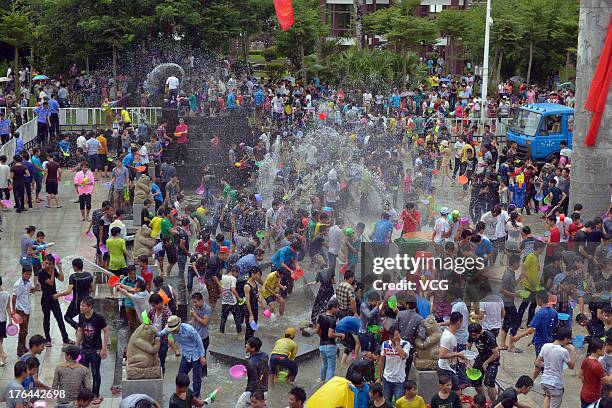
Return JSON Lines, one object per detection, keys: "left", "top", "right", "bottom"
{"left": 157, "top": 315, "right": 206, "bottom": 397}
{"left": 432, "top": 207, "right": 451, "bottom": 253}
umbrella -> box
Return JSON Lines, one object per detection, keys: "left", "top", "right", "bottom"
{"left": 0, "top": 77, "right": 12, "bottom": 82}
{"left": 439, "top": 77, "right": 451, "bottom": 83}
{"left": 33, "top": 74, "right": 49, "bottom": 81}
{"left": 400, "top": 91, "right": 410, "bottom": 97}
{"left": 283, "top": 76, "right": 296, "bottom": 83}
{"left": 510, "top": 75, "right": 524, "bottom": 83}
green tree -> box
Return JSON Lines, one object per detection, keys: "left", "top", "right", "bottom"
{"left": 0, "top": 0, "right": 34, "bottom": 93}
{"left": 365, "top": 0, "right": 437, "bottom": 84}
{"left": 274, "top": 0, "right": 326, "bottom": 70}
{"left": 77, "top": 1, "right": 140, "bottom": 77}
{"left": 551, "top": 2, "right": 579, "bottom": 80}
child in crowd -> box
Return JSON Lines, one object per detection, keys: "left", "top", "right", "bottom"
{"left": 395, "top": 380, "right": 427, "bottom": 408}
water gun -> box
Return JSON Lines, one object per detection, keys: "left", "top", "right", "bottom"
{"left": 203, "top": 387, "right": 220, "bottom": 405}
{"left": 34, "top": 242, "right": 55, "bottom": 250}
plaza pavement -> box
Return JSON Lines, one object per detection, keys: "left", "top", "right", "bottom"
{"left": 0, "top": 171, "right": 590, "bottom": 407}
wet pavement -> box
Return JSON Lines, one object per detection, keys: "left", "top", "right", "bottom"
{"left": 0, "top": 171, "right": 588, "bottom": 407}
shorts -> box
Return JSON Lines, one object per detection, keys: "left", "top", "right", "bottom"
{"left": 472, "top": 359, "right": 499, "bottom": 387}
{"left": 541, "top": 384, "right": 564, "bottom": 408}
{"left": 109, "top": 268, "right": 127, "bottom": 277}
{"left": 45, "top": 181, "right": 58, "bottom": 195}
{"left": 165, "top": 244, "right": 178, "bottom": 264}
{"left": 0, "top": 321, "right": 6, "bottom": 339}
{"left": 205, "top": 277, "right": 220, "bottom": 304}
{"left": 79, "top": 193, "right": 92, "bottom": 210}
{"left": 265, "top": 295, "right": 277, "bottom": 304}
{"left": 97, "top": 154, "right": 108, "bottom": 169}
{"left": 87, "top": 155, "right": 97, "bottom": 170}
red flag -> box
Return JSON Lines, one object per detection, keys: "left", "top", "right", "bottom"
{"left": 274, "top": 0, "right": 295, "bottom": 31}
{"left": 584, "top": 15, "right": 612, "bottom": 146}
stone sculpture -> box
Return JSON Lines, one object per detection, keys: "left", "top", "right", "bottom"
{"left": 133, "top": 174, "right": 153, "bottom": 205}
{"left": 126, "top": 323, "right": 161, "bottom": 379}
{"left": 414, "top": 315, "right": 442, "bottom": 370}
{"left": 133, "top": 225, "right": 156, "bottom": 258}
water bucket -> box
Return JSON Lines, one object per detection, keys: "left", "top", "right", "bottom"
{"left": 458, "top": 175, "right": 469, "bottom": 185}
{"left": 466, "top": 368, "right": 482, "bottom": 381}
{"left": 517, "top": 290, "right": 531, "bottom": 299}
{"left": 108, "top": 276, "right": 120, "bottom": 287}
{"left": 6, "top": 323, "right": 19, "bottom": 336}
{"left": 277, "top": 369, "right": 289, "bottom": 383}
{"left": 229, "top": 364, "right": 247, "bottom": 379}
{"left": 558, "top": 313, "right": 570, "bottom": 321}
{"left": 572, "top": 335, "right": 585, "bottom": 348}
{"left": 249, "top": 320, "right": 258, "bottom": 331}
{"left": 263, "top": 309, "right": 272, "bottom": 319}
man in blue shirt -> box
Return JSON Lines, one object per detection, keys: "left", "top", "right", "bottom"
{"left": 48, "top": 95, "right": 60, "bottom": 138}
{"left": 236, "top": 249, "right": 265, "bottom": 276}
{"left": 14, "top": 132, "right": 25, "bottom": 157}
{"left": 34, "top": 101, "right": 51, "bottom": 144}
{"left": 158, "top": 315, "right": 206, "bottom": 397}
{"left": 31, "top": 148, "right": 44, "bottom": 203}
{"left": 0, "top": 112, "right": 11, "bottom": 145}
{"left": 370, "top": 212, "right": 393, "bottom": 258}
{"left": 151, "top": 181, "right": 163, "bottom": 210}
{"left": 122, "top": 146, "right": 136, "bottom": 168}
{"left": 271, "top": 240, "right": 301, "bottom": 297}
{"left": 512, "top": 291, "right": 559, "bottom": 379}
{"left": 227, "top": 90, "right": 237, "bottom": 110}
{"left": 254, "top": 87, "right": 265, "bottom": 107}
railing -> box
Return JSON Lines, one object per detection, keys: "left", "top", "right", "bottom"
{"left": 21, "top": 107, "right": 163, "bottom": 128}
{"left": 0, "top": 116, "right": 38, "bottom": 163}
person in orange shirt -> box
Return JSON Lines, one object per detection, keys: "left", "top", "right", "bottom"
{"left": 96, "top": 131, "right": 109, "bottom": 179}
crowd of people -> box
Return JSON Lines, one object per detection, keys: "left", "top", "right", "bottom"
{"left": 0, "top": 54, "right": 610, "bottom": 408}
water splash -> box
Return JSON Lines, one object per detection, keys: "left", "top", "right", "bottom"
{"left": 143, "top": 63, "right": 186, "bottom": 94}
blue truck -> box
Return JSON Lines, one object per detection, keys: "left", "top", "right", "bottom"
{"left": 506, "top": 103, "right": 574, "bottom": 162}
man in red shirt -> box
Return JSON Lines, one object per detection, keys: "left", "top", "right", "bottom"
{"left": 174, "top": 118, "right": 189, "bottom": 165}
{"left": 400, "top": 202, "right": 420, "bottom": 235}
{"left": 545, "top": 214, "right": 560, "bottom": 266}
{"left": 567, "top": 212, "right": 582, "bottom": 251}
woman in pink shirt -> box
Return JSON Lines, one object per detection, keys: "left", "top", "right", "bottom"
{"left": 73, "top": 161, "right": 95, "bottom": 221}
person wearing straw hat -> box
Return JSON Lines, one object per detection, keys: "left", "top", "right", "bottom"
{"left": 157, "top": 315, "right": 206, "bottom": 398}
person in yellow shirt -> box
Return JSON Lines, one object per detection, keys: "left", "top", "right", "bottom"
{"left": 96, "top": 132, "right": 109, "bottom": 179}
{"left": 395, "top": 380, "right": 427, "bottom": 408}
{"left": 120, "top": 107, "right": 131, "bottom": 128}
{"left": 262, "top": 271, "right": 285, "bottom": 316}
{"left": 269, "top": 327, "right": 299, "bottom": 385}
{"left": 150, "top": 214, "right": 163, "bottom": 239}
{"left": 460, "top": 142, "right": 475, "bottom": 163}
{"left": 518, "top": 241, "right": 545, "bottom": 325}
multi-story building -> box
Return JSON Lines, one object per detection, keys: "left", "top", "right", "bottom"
{"left": 321, "top": 0, "right": 471, "bottom": 71}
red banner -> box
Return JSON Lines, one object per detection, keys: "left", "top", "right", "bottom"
{"left": 274, "top": 0, "right": 295, "bottom": 31}
{"left": 585, "top": 15, "right": 612, "bottom": 146}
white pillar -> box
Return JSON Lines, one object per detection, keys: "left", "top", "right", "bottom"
{"left": 569, "top": 0, "right": 612, "bottom": 219}
{"left": 480, "top": 0, "right": 492, "bottom": 120}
